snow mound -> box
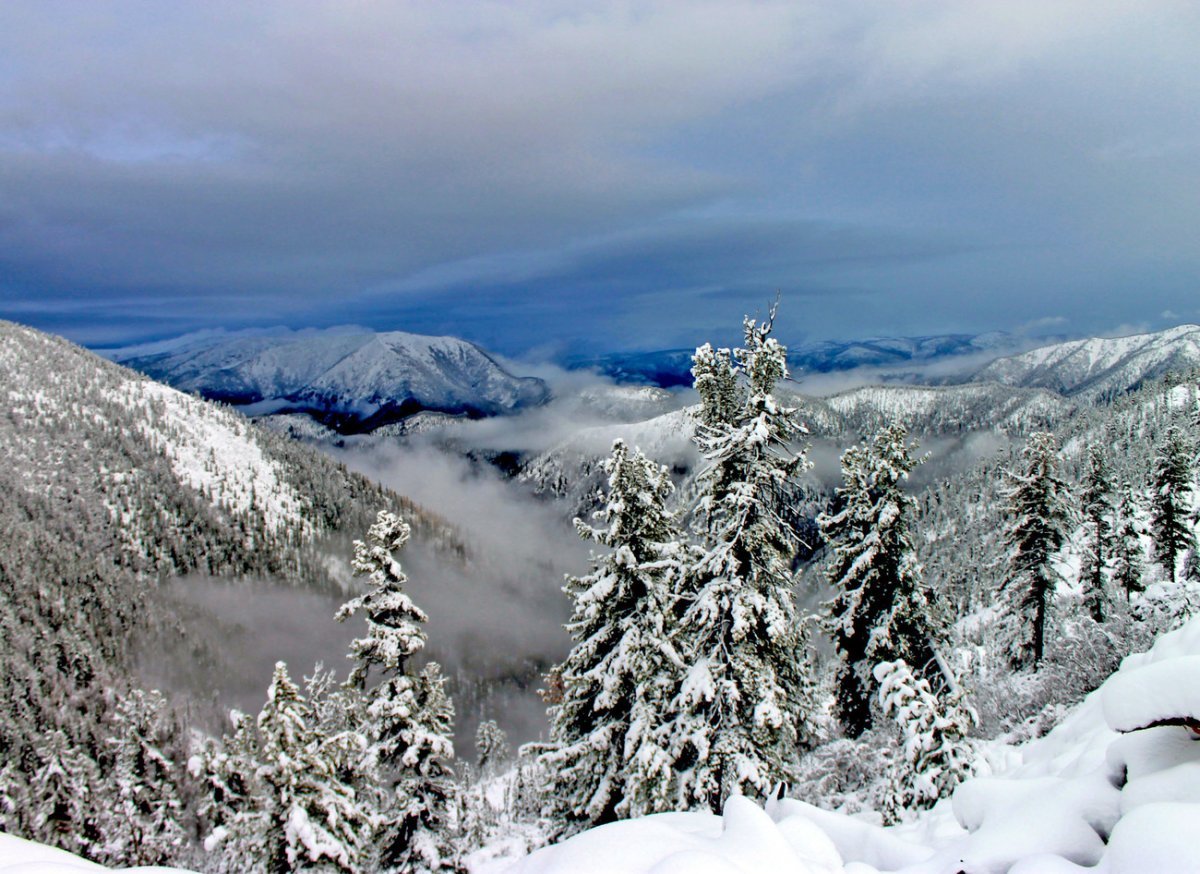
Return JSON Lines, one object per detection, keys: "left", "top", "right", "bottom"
{"left": 506, "top": 796, "right": 841, "bottom": 874}
{"left": 0, "top": 832, "right": 195, "bottom": 872}
{"left": 504, "top": 618, "right": 1200, "bottom": 874}
{"left": 1101, "top": 655, "right": 1200, "bottom": 732}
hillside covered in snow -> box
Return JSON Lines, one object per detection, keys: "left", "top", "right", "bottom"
{"left": 4, "top": 317, "right": 1200, "bottom": 874}
{"left": 102, "top": 326, "right": 550, "bottom": 432}
{"left": 976, "top": 324, "right": 1200, "bottom": 401}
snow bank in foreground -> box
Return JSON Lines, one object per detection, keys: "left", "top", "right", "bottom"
{"left": 505, "top": 618, "right": 1200, "bottom": 874}
{"left": 0, "top": 832, "right": 195, "bottom": 873}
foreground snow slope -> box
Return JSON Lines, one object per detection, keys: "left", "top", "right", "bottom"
{"left": 501, "top": 617, "right": 1200, "bottom": 874}
{"left": 0, "top": 832, "right": 195, "bottom": 872}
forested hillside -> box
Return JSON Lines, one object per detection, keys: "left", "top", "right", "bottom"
{"left": 0, "top": 321, "right": 463, "bottom": 864}
{"left": 3, "top": 318, "right": 1200, "bottom": 873}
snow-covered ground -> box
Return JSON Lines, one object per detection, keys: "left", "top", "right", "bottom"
{"left": 0, "top": 832, "right": 195, "bottom": 872}
{"left": 489, "top": 616, "right": 1200, "bottom": 874}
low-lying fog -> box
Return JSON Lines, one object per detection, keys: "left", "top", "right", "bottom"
{"left": 151, "top": 361, "right": 1020, "bottom": 755}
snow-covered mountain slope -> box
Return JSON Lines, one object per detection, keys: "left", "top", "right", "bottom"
{"left": 492, "top": 617, "right": 1200, "bottom": 874}
{"left": 974, "top": 324, "right": 1200, "bottom": 400}
{"left": 1, "top": 320, "right": 457, "bottom": 584}
{"left": 794, "top": 381, "right": 1073, "bottom": 438}
{"left": 102, "top": 326, "right": 550, "bottom": 432}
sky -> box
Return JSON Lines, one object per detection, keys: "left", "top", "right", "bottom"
{"left": 1, "top": 1, "right": 1198, "bottom": 357}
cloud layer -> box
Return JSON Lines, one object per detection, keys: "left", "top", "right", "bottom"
{"left": 1, "top": 1, "right": 1198, "bottom": 350}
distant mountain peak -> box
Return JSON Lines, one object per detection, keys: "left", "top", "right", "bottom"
{"left": 102, "top": 326, "right": 550, "bottom": 433}
{"left": 974, "top": 324, "right": 1200, "bottom": 399}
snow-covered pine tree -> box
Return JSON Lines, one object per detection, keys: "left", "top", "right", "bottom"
{"left": 1151, "top": 425, "right": 1195, "bottom": 582}
{"left": 474, "top": 719, "right": 509, "bottom": 774}
{"left": 819, "top": 423, "right": 941, "bottom": 737}
{"left": 337, "top": 510, "right": 460, "bottom": 873}
{"left": 664, "top": 311, "right": 820, "bottom": 814}
{"left": 256, "top": 661, "right": 368, "bottom": 874}
{"left": 542, "top": 439, "right": 687, "bottom": 835}
{"left": 1080, "top": 445, "right": 1114, "bottom": 623}
{"left": 194, "top": 708, "right": 268, "bottom": 870}
{"left": 28, "top": 729, "right": 100, "bottom": 856}
{"left": 95, "top": 689, "right": 185, "bottom": 867}
{"left": 1000, "top": 431, "right": 1073, "bottom": 670}
{"left": 1112, "top": 485, "right": 1147, "bottom": 602}
{"left": 873, "top": 659, "right": 975, "bottom": 823}
{"left": 691, "top": 342, "right": 743, "bottom": 427}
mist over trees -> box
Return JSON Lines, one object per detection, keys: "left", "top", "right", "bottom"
{"left": 3, "top": 318, "right": 1200, "bottom": 871}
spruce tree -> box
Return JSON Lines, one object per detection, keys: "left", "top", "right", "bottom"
{"left": 664, "top": 312, "right": 819, "bottom": 814}
{"left": 1112, "top": 485, "right": 1147, "bottom": 602}
{"left": 1000, "top": 432, "right": 1073, "bottom": 669}
{"left": 543, "top": 439, "right": 687, "bottom": 834}
{"left": 1151, "top": 425, "right": 1195, "bottom": 582}
{"left": 29, "top": 729, "right": 99, "bottom": 856}
{"left": 95, "top": 689, "right": 185, "bottom": 867}
{"left": 337, "top": 510, "right": 459, "bottom": 873}
{"left": 1079, "top": 445, "right": 1114, "bottom": 623}
{"left": 474, "top": 720, "right": 509, "bottom": 774}
{"left": 256, "top": 661, "right": 368, "bottom": 874}
{"left": 195, "top": 709, "right": 266, "bottom": 869}
{"left": 820, "top": 423, "right": 940, "bottom": 737}
{"left": 873, "top": 659, "right": 975, "bottom": 823}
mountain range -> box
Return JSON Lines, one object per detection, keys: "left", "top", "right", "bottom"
{"left": 567, "top": 331, "right": 1021, "bottom": 386}
{"left": 102, "top": 326, "right": 550, "bottom": 433}
{"left": 100, "top": 325, "right": 1200, "bottom": 438}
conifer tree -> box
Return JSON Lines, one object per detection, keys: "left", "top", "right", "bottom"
{"left": 195, "top": 708, "right": 267, "bottom": 870}
{"left": 543, "top": 439, "right": 687, "bottom": 834}
{"left": 474, "top": 720, "right": 509, "bottom": 774}
{"left": 1151, "top": 425, "right": 1195, "bottom": 582}
{"left": 820, "top": 423, "right": 940, "bottom": 736}
{"left": 873, "top": 659, "right": 975, "bottom": 823}
{"left": 29, "top": 729, "right": 100, "bottom": 856}
{"left": 95, "top": 689, "right": 185, "bottom": 867}
{"left": 1112, "top": 485, "right": 1147, "bottom": 602}
{"left": 256, "top": 661, "right": 368, "bottom": 874}
{"left": 1079, "top": 445, "right": 1114, "bottom": 623}
{"left": 664, "top": 311, "right": 820, "bottom": 814}
{"left": 1000, "top": 432, "right": 1073, "bottom": 669}
{"left": 338, "top": 510, "right": 459, "bottom": 873}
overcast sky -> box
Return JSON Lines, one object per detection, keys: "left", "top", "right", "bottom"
{"left": 1, "top": 1, "right": 1197, "bottom": 355}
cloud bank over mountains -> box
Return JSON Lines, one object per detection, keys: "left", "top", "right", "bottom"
{"left": 1, "top": 1, "right": 1198, "bottom": 351}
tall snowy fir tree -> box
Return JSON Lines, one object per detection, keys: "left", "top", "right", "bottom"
{"left": 337, "top": 510, "right": 460, "bottom": 873}
{"left": 28, "top": 729, "right": 100, "bottom": 856}
{"left": 95, "top": 689, "right": 185, "bottom": 867}
{"left": 662, "top": 312, "right": 821, "bottom": 814}
{"left": 1000, "top": 432, "right": 1073, "bottom": 669}
{"left": 819, "top": 423, "right": 941, "bottom": 737}
{"left": 1150, "top": 425, "right": 1195, "bottom": 582}
{"left": 543, "top": 439, "right": 688, "bottom": 836}
{"left": 1111, "top": 484, "right": 1147, "bottom": 603}
{"left": 255, "top": 662, "right": 368, "bottom": 874}
{"left": 1079, "top": 445, "right": 1114, "bottom": 623}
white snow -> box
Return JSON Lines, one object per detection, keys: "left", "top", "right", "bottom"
{"left": 111, "top": 379, "right": 312, "bottom": 538}
{"left": 1101, "top": 655, "right": 1200, "bottom": 732}
{"left": 0, "top": 832, "right": 194, "bottom": 873}
{"left": 495, "top": 616, "right": 1200, "bottom": 874}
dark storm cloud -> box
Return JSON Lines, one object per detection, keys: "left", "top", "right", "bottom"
{"left": 1, "top": 1, "right": 1198, "bottom": 350}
